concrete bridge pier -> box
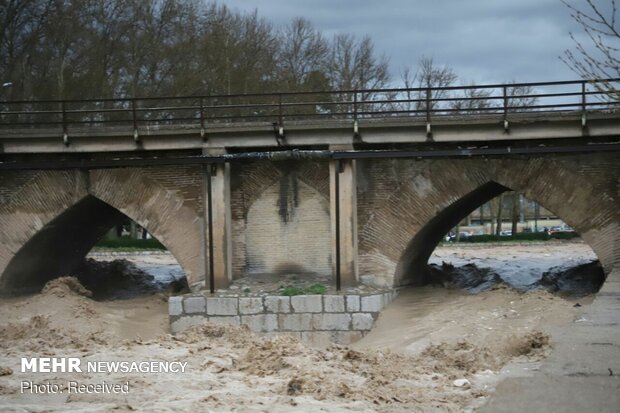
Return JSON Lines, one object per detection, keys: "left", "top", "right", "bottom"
{"left": 203, "top": 148, "right": 232, "bottom": 290}
{"left": 330, "top": 148, "right": 359, "bottom": 287}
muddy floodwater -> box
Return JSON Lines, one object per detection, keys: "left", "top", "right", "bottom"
{"left": 0, "top": 240, "right": 604, "bottom": 412}
{"left": 87, "top": 239, "right": 602, "bottom": 298}
{"left": 357, "top": 241, "right": 599, "bottom": 367}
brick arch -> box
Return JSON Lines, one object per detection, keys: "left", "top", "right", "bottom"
{"left": 0, "top": 169, "right": 203, "bottom": 293}
{"left": 358, "top": 158, "right": 492, "bottom": 287}
{"left": 232, "top": 160, "right": 330, "bottom": 216}
{"left": 89, "top": 169, "right": 203, "bottom": 288}
{"left": 357, "top": 155, "right": 619, "bottom": 287}
{"left": 231, "top": 160, "right": 330, "bottom": 277}
{"left": 488, "top": 157, "right": 619, "bottom": 275}
{"left": 244, "top": 179, "right": 331, "bottom": 276}
{"left": 394, "top": 181, "right": 509, "bottom": 286}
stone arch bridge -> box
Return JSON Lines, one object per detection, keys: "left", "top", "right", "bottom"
{"left": 1, "top": 152, "right": 619, "bottom": 295}
{"left": 1, "top": 80, "right": 619, "bottom": 294}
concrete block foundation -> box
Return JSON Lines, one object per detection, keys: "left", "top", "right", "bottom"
{"left": 170, "top": 289, "right": 399, "bottom": 345}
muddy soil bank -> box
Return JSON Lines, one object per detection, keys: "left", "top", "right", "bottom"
{"left": 427, "top": 240, "right": 603, "bottom": 295}
{"left": 426, "top": 259, "right": 604, "bottom": 296}
{"left": 71, "top": 258, "right": 188, "bottom": 300}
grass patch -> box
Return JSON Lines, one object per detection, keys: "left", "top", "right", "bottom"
{"left": 305, "top": 283, "right": 327, "bottom": 294}
{"left": 280, "top": 287, "right": 305, "bottom": 296}
{"left": 279, "top": 283, "right": 327, "bottom": 296}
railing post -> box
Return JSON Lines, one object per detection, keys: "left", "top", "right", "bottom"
{"left": 200, "top": 97, "right": 206, "bottom": 140}
{"left": 425, "top": 87, "right": 432, "bottom": 139}
{"left": 61, "top": 101, "right": 69, "bottom": 145}
{"left": 276, "top": 93, "right": 285, "bottom": 143}
{"left": 581, "top": 81, "right": 587, "bottom": 129}
{"left": 131, "top": 98, "right": 139, "bottom": 142}
{"left": 353, "top": 92, "right": 359, "bottom": 139}
{"left": 503, "top": 85, "right": 509, "bottom": 133}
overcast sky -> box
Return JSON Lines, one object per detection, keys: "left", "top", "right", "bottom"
{"left": 221, "top": 0, "right": 600, "bottom": 86}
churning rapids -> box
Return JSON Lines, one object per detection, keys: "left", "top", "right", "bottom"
{"left": 0, "top": 240, "right": 603, "bottom": 412}
{"left": 426, "top": 240, "right": 604, "bottom": 296}
{"left": 82, "top": 239, "right": 602, "bottom": 300}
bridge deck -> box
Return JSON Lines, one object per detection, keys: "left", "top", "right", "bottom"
{"left": 0, "top": 111, "right": 618, "bottom": 154}
{"left": 1, "top": 79, "right": 619, "bottom": 154}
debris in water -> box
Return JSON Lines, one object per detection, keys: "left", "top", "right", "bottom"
{"left": 505, "top": 331, "right": 550, "bottom": 359}
{"left": 453, "top": 378, "right": 471, "bottom": 388}
{"left": 287, "top": 378, "right": 304, "bottom": 395}
{"left": 41, "top": 276, "right": 93, "bottom": 298}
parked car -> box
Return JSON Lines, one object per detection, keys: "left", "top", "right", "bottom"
{"left": 549, "top": 224, "right": 576, "bottom": 235}
{"left": 446, "top": 231, "right": 472, "bottom": 241}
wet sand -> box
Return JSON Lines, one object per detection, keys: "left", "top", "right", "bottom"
{"left": 0, "top": 241, "right": 600, "bottom": 411}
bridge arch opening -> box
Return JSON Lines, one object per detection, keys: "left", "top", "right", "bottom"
{"left": 0, "top": 194, "right": 188, "bottom": 298}
{"left": 395, "top": 181, "right": 606, "bottom": 294}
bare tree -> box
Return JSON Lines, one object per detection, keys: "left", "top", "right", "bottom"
{"left": 561, "top": 0, "right": 619, "bottom": 96}
{"left": 414, "top": 56, "right": 457, "bottom": 112}
{"left": 329, "top": 33, "right": 389, "bottom": 91}
{"left": 0, "top": 0, "right": 53, "bottom": 100}
{"left": 0, "top": 0, "right": 386, "bottom": 120}
{"left": 199, "top": 4, "right": 277, "bottom": 97}
{"left": 277, "top": 17, "right": 329, "bottom": 91}
{"left": 506, "top": 83, "right": 538, "bottom": 112}
{"left": 450, "top": 84, "right": 495, "bottom": 115}
{"left": 328, "top": 33, "right": 390, "bottom": 116}
{"left": 397, "top": 57, "right": 458, "bottom": 116}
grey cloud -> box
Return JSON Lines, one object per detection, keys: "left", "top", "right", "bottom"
{"left": 221, "top": 0, "right": 602, "bottom": 84}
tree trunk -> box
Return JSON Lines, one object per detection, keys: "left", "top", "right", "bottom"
{"left": 490, "top": 201, "right": 496, "bottom": 235}
{"left": 511, "top": 192, "right": 519, "bottom": 237}
{"left": 495, "top": 194, "right": 503, "bottom": 236}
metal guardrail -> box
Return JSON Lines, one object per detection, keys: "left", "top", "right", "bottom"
{"left": 0, "top": 79, "right": 618, "bottom": 136}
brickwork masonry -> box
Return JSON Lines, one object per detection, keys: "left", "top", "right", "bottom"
{"left": 169, "top": 290, "right": 398, "bottom": 346}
